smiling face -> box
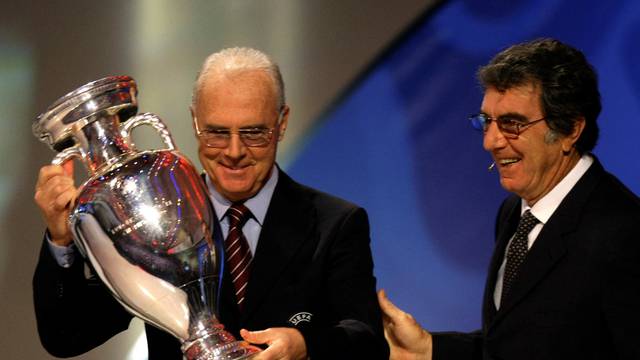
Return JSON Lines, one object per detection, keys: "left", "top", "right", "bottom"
{"left": 193, "top": 70, "right": 289, "bottom": 202}
{"left": 482, "top": 84, "right": 584, "bottom": 204}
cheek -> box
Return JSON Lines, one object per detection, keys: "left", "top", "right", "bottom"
{"left": 253, "top": 145, "right": 277, "bottom": 162}
{"left": 522, "top": 145, "right": 551, "bottom": 172}
{"left": 198, "top": 147, "right": 220, "bottom": 165}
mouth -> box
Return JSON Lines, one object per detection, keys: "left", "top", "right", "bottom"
{"left": 219, "top": 162, "right": 254, "bottom": 172}
{"left": 498, "top": 158, "right": 521, "bottom": 167}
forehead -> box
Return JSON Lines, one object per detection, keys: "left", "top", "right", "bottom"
{"left": 195, "top": 70, "right": 278, "bottom": 124}
{"left": 481, "top": 84, "right": 542, "bottom": 117}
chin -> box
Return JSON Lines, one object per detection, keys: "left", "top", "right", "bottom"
{"left": 219, "top": 182, "right": 250, "bottom": 194}
{"left": 223, "top": 180, "right": 259, "bottom": 196}
{"left": 499, "top": 178, "right": 520, "bottom": 194}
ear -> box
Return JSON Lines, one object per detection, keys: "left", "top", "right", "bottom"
{"left": 561, "top": 117, "right": 585, "bottom": 153}
{"left": 190, "top": 106, "right": 198, "bottom": 132}
{"left": 277, "top": 105, "right": 290, "bottom": 141}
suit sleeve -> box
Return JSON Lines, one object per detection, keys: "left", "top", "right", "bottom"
{"left": 431, "top": 331, "right": 483, "bottom": 360}
{"left": 298, "top": 207, "right": 389, "bottom": 359}
{"left": 601, "top": 211, "right": 640, "bottom": 359}
{"left": 32, "top": 233, "right": 133, "bottom": 358}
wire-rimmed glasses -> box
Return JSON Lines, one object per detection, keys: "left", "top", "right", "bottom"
{"left": 469, "top": 113, "right": 545, "bottom": 138}
{"left": 194, "top": 112, "right": 283, "bottom": 148}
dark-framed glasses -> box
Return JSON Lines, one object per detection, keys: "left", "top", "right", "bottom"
{"left": 469, "top": 113, "right": 545, "bottom": 138}
{"left": 194, "top": 112, "right": 283, "bottom": 148}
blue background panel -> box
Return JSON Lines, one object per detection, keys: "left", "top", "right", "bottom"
{"left": 288, "top": 0, "right": 640, "bottom": 331}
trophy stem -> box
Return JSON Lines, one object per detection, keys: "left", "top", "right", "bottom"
{"left": 182, "top": 324, "right": 261, "bottom": 360}
{"left": 75, "top": 114, "right": 132, "bottom": 173}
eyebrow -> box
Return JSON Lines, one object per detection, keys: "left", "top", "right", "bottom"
{"left": 480, "top": 111, "right": 529, "bottom": 122}
{"left": 201, "top": 123, "right": 269, "bottom": 131}
{"left": 498, "top": 112, "right": 529, "bottom": 122}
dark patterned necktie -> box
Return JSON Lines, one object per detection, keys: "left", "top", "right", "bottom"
{"left": 225, "top": 203, "right": 253, "bottom": 311}
{"left": 501, "top": 210, "right": 539, "bottom": 306}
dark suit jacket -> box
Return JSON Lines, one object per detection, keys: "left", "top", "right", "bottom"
{"left": 33, "top": 170, "right": 388, "bottom": 359}
{"left": 432, "top": 157, "right": 640, "bottom": 360}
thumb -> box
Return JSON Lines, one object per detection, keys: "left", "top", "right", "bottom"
{"left": 378, "top": 289, "right": 400, "bottom": 316}
{"left": 240, "top": 328, "right": 270, "bottom": 345}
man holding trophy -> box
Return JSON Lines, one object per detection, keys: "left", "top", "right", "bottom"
{"left": 33, "top": 48, "right": 388, "bottom": 359}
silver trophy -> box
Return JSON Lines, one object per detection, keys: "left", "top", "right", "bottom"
{"left": 33, "top": 76, "right": 260, "bottom": 360}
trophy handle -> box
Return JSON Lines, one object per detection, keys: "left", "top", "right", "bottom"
{"left": 51, "top": 145, "right": 83, "bottom": 166}
{"left": 121, "top": 112, "right": 177, "bottom": 150}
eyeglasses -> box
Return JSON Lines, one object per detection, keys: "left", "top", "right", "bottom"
{"left": 469, "top": 113, "right": 545, "bottom": 138}
{"left": 193, "top": 112, "right": 283, "bottom": 148}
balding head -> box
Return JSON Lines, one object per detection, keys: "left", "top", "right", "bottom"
{"left": 192, "top": 47, "right": 285, "bottom": 111}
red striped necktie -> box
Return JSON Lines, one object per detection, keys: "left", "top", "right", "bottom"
{"left": 225, "top": 203, "right": 253, "bottom": 311}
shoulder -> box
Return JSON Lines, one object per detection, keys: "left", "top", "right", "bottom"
{"left": 275, "top": 170, "right": 368, "bottom": 228}
{"left": 277, "top": 170, "right": 363, "bottom": 213}
{"left": 559, "top": 163, "right": 640, "bottom": 257}
{"left": 568, "top": 158, "right": 640, "bottom": 222}
{"left": 579, "top": 171, "right": 640, "bottom": 242}
{"left": 576, "top": 156, "right": 638, "bottom": 211}
{"left": 591, "top": 170, "right": 639, "bottom": 210}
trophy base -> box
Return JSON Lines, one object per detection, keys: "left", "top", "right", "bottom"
{"left": 182, "top": 326, "right": 261, "bottom": 360}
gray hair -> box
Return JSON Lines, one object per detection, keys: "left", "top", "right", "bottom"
{"left": 478, "top": 38, "right": 600, "bottom": 154}
{"left": 191, "top": 47, "right": 285, "bottom": 110}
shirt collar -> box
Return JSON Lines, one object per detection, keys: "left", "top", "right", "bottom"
{"left": 205, "top": 165, "right": 279, "bottom": 225}
{"left": 521, "top": 154, "right": 593, "bottom": 224}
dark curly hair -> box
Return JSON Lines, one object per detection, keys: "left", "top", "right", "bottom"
{"left": 478, "top": 38, "right": 601, "bottom": 154}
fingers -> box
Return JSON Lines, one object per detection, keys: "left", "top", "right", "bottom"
{"left": 379, "top": 289, "right": 402, "bottom": 343}
{"left": 378, "top": 288, "right": 403, "bottom": 319}
{"left": 378, "top": 289, "right": 417, "bottom": 339}
{"left": 36, "top": 164, "right": 66, "bottom": 188}
{"left": 52, "top": 185, "right": 77, "bottom": 210}
{"left": 240, "top": 328, "right": 270, "bottom": 346}
{"left": 378, "top": 290, "right": 434, "bottom": 360}
{"left": 241, "top": 329, "right": 274, "bottom": 360}
{"left": 241, "top": 328, "right": 307, "bottom": 360}
{"left": 35, "top": 174, "right": 76, "bottom": 210}
{"left": 36, "top": 161, "right": 75, "bottom": 187}
{"left": 34, "top": 164, "right": 78, "bottom": 245}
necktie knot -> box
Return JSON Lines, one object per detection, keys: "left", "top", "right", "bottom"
{"left": 519, "top": 210, "right": 540, "bottom": 234}
{"left": 227, "top": 203, "right": 252, "bottom": 228}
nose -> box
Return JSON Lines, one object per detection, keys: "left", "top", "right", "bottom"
{"left": 224, "top": 133, "right": 247, "bottom": 159}
{"left": 483, "top": 121, "right": 507, "bottom": 152}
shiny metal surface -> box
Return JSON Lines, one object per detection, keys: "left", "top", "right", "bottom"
{"left": 33, "top": 76, "right": 138, "bottom": 152}
{"left": 34, "top": 76, "right": 259, "bottom": 360}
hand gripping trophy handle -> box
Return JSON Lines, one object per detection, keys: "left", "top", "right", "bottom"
{"left": 34, "top": 76, "right": 260, "bottom": 360}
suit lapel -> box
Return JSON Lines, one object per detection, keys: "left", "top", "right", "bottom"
{"left": 483, "top": 196, "right": 519, "bottom": 324}
{"left": 240, "top": 171, "right": 315, "bottom": 322}
{"left": 489, "top": 158, "right": 605, "bottom": 328}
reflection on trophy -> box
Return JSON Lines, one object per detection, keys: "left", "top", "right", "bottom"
{"left": 33, "top": 76, "right": 260, "bottom": 360}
